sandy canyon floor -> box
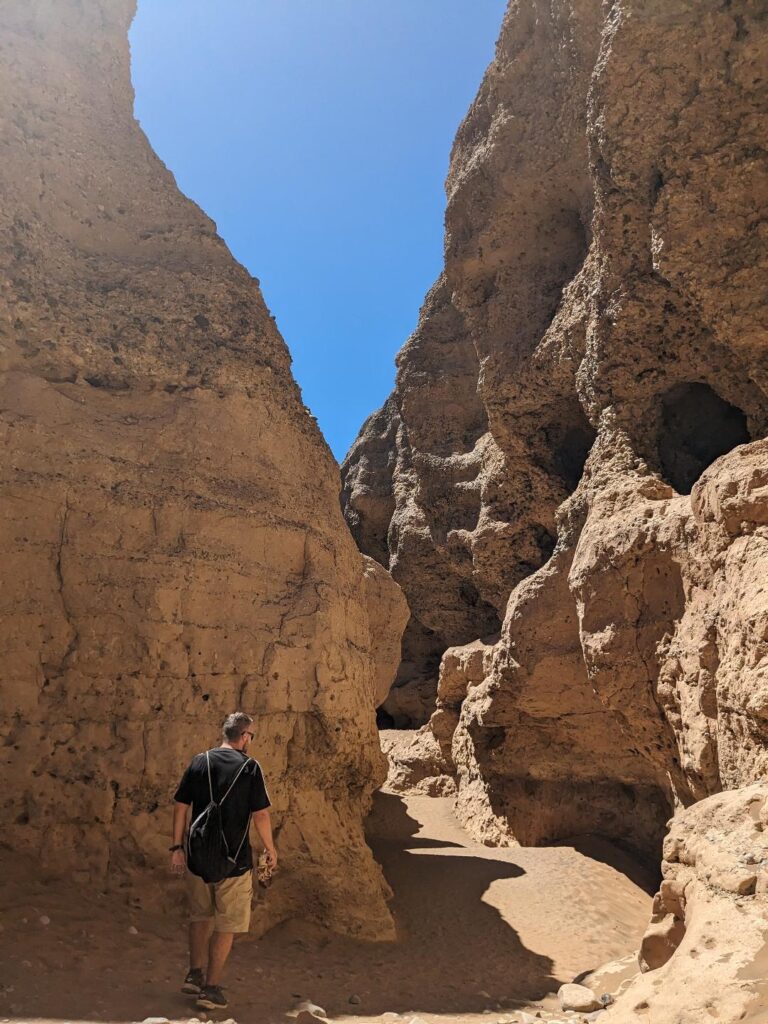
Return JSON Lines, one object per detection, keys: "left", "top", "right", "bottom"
{"left": 0, "top": 791, "right": 653, "bottom": 1024}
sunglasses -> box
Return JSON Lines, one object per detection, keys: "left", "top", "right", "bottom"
{"left": 243, "top": 731, "right": 255, "bottom": 741}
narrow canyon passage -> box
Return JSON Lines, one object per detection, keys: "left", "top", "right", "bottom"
{"left": 0, "top": 783, "right": 651, "bottom": 1024}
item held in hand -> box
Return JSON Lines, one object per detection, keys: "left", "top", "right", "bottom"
{"left": 256, "top": 851, "right": 274, "bottom": 888}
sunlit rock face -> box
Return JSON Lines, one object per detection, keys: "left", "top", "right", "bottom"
{"left": 604, "top": 785, "right": 768, "bottom": 1024}
{"left": 0, "top": 0, "right": 405, "bottom": 940}
{"left": 344, "top": 0, "right": 768, "bottom": 866}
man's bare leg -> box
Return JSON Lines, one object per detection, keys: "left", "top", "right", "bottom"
{"left": 189, "top": 920, "right": 213, "bottom": 970}
{"left": 206, "top": 931, "right": 234, "bottom": 986}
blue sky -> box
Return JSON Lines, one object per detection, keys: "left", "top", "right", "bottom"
{"left": 130, "top": 1, "right": 505, "bottom": 460}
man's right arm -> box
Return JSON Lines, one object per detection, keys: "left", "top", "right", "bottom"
{"left": 170, "top": 761, "right": 194, "bottom": 876}
{"left": 253, "top": 808, "right": 277, "bottom": 868}
{"left": 170, "top": 800, "right": 189, "bottom": 875}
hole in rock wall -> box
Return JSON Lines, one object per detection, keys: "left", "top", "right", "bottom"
{"left": 539, "top": 398, "right": 597, "bottom": 493}
{"left": 458, "top": 581, "right": 502, "bottom": 633}
{"left": 657, "top": 382, "right": 750, "bottom": 494}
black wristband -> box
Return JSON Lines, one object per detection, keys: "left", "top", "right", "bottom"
{"left": 169, "top": 844, "right": 184, "bottom": 852}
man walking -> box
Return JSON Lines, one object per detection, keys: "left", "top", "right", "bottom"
{"left": 170, "top": 712, "right": 276, "bottom": 1011}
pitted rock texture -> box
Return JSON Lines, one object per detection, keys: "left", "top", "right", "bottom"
{"left": 345, "top": 0, "right": 768, "bottom": 865}
{"left": 604, "top": 785, "right": 768, "bottom": 1024}
{"left": 342, "top": 275, "right": 571, "bottom": 726}
{"left": 0, "top": 0, "right": 403, "bottom": 940}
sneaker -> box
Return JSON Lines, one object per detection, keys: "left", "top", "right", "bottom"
{"left": 197, "top": 985, "right": 228, "bottom": 1010}
{"left": 181, "top": 967, "right": 205, "bottom": 995}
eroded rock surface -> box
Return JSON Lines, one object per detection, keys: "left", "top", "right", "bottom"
{"left": 0, "top": 0, "right": 403, "bottom": 939}
{"left": 345, "top": 0, "right": 768, "bottom": 866}
{"left": 604, "top": 785, "right": 768, "bottom": 1024}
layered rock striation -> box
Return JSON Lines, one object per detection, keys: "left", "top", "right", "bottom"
{"left": 345, "top": 0, "right": 768, "bottom": 867}
{"left": 0, "top": 0, "right": 404, "bottom": 939}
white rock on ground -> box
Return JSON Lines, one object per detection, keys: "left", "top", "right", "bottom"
{"left": 558, "top": 984, "right": 602, "bottom": 1012}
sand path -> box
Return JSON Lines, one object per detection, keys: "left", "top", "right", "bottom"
{"left": 0, "top": 792, "right": 652, "bottom": 1024}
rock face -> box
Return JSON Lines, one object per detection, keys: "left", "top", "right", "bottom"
{"left": 344, "top": 0, "right": 768, "bottom": 866}
{"left": 603, "top": 785, "right": 768, "bottom": 1024}
{"left": 0, "top": 0, "right": 404, "bottom": 939}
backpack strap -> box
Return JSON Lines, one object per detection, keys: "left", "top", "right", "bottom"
{"left": 220, "top": 756, "right": 252, "bottom": 806}
{"left": 216, "top": 756, "right": 253, "bottom": 865}
{"left": 205, "top": 750, "right": 214, "bottom": 804}
{"left": 229, "top": 813, "right": 252, "bottom": 865}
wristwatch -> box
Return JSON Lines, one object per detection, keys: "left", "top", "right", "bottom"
{"left": 169, "top": 844, "right": 184, "bottom": 852}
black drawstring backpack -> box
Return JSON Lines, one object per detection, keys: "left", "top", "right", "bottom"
{"left": 186, "top": 751, "right": 252, "bottom": 883}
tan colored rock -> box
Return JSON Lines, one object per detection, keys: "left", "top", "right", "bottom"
{"left": 0, "top": 0, "right": 404, "bottom": 939}
{"left": 342, "top": 275, "right": 571, "bottom": 726}
{"left": 361, "top": 555, "right": 410, "bottom": 708}
{"left": 604, "top": 785, "right": 768, "bottom": 1023}
{"left": 638, "top": 879, "right": 687, "bottom": 973}
{"left": 347, "top": 0, "right": 768, "bottom": 868}
{"left": 558, "top": 984, "right": 601, "bottom": 1013}
{"left": 379, "top": 728, "right": 455, "bottom": 797}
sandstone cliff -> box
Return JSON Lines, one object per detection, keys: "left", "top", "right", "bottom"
{"left": 602, "top": 784, "right": 768, "bottom": 1023}
{"left": 345, "top": 0, "right": 768, "bottom": 853}
{"left": 0, "top": 0, "right": 405, "bottom": 939}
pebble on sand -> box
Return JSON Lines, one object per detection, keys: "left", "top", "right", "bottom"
{"left": 128, "top": 925, "right": 139, "bottom": 935}
{"left": 289, "top": 1000, "right": 327, "bottom": 1020}
{"left": 558, "top": 983, "right": 603, "bottom": 1013}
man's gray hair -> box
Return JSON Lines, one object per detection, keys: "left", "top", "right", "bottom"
{"left": 222, "top": 711, "right": 254, "bottom": 741}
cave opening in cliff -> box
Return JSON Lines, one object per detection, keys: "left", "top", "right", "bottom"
{"left": 540, "top": 398, "right": 597, "bottom": 493}
{"left": 657, "top": 382, "right": 750, "bottom": 494}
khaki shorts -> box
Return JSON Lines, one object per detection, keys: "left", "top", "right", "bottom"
{"left": 187, "top": 870, "right": 253, "bottom": 933}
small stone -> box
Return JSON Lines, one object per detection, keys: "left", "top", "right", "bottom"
{"left": 599, "top": 993, "right": 614, "bottom": 1007}
{"left": 141, "top": 1017, "right": 169, "bottom": 1023}
{"left": 349, "top": 994, "right": 362, "bottom": 1005}
{"left": 559, "top": 984, "right": 602, "bottom": 1013}
{"left": 128, "top": 925, "right": 139, "bottom": 935}
{"left": 382, "top": 1015, "right": 400, "bottom": 1022}
{"left": 291, "top": 1001, "right": 327, "bottom": 1019}
{"left": 39, "top": 915, "right": 51, "bottom": 926}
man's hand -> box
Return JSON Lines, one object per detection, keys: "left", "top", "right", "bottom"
{"left": 265, "top": 846, "right": 278, "bottom": 869}
{"left": 170, "top": 849, "right": 186, "bottom": 876}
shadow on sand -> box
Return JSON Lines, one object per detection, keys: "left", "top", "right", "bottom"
{"left": 0, "top": 792, "right": 556, "bottom": 1023}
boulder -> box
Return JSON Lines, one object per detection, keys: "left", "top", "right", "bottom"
{"left": 558, "top": 984, "right": 602, "bottom": 1013}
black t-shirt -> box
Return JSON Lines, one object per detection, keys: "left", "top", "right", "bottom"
{"left": 174, "top": 747, "right": 271, "bottom": 877}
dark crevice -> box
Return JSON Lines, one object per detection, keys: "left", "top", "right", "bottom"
{"left": 538, "top": 398, "right": 597, "bottom": 493}
{"left": 656, "top": 382, "right": 750, "bottom": 494}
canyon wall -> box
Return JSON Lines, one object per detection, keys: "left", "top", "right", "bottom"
{"left": 344, "top": 0, "right": 768, "bottom": 866}
{"left": 0, "top": 0, "right": 405, "bottom": 939}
